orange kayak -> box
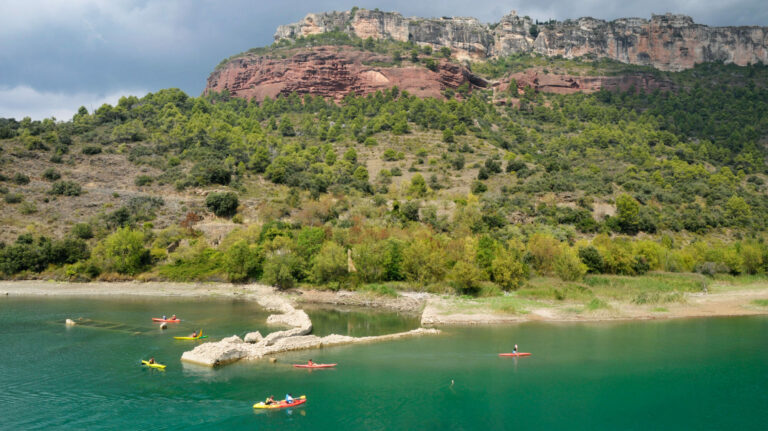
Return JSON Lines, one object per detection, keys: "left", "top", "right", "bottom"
{"left": 499, "top": 353, "right": 531, "bottom": 357}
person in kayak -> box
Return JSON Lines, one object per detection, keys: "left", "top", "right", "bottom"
{"left": 285, "top": 393, "right": 294, "bottom": 404}
{"left": 171, "top": 315, "right": 177, "bottom": 320}
{"left": 148, "top": 357, "right": 155, "bottom": 364}
{"left": 189, "top": 330, "right": 198, "bottom": 338}
{"left": 307, "top": 359, "right": 314, "bottom": 366}
{"left": 512, "top": 344, "right": 519, "bottom": 354}
{"left": 264, "top": 395, "right": 276, "bottom": 405}
{"left": 162, "top": 315, "right": 167, "bottom": 320}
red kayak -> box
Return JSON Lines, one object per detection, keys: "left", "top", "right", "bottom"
{"left": 499, "top": 353, "right": 531, "bottom": 357}
{"left": 293, "top": 363, "right": 337, "bottom": 369}
{"left": 152, "top": 318, "right": 181, "bottom": 323}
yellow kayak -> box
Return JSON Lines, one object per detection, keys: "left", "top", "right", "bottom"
{"left": 174, "top": 330, "right": 205, "bottom": 340}
{"left": 254, "top": 395, "right": 306, "bottom": 409}
{"left": 141, "top": 360, "right": 166, "bottom": 369}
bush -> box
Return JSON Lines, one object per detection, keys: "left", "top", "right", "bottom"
{"left": 578, "top": 246, "right": 604, "bottom": 273}
{"left": 93, "top": 227, "right": 150, "bottom": 275}
{"left": 82, "top": 145, "right": 102, "bottom": 155}
{"left": 50, "top": 180, "right": 82, "bottom": 196}
{"left": 42, "top": 168, "right": 61, "bottom": 181}
{"left": 71, "top": 223, "right": 94, "bottom": 239}
{"left": 135, "top": 175, "right": 153, "bottom": 186}
{"left": 554, "top": 245, "right": 587, "bottom": 281}
{"left": 4, "top": 193, "right": 22, "bottom": 204}
{"left": 491, "top": 250, "right": 529, "bottom": 290}
{"left": 13, "top": 173, "right": 30, "bottom": 185}
{"left": 262, "top": 252, "right": 299, "bottom": 289}
{"left": 311, "top": 241, "right": 347, "bottom": 283}
{"left": 224, "top": 240, "right": 263, "bottom": 282}
{"left": 205, "top": 192, "right": 239, "bottom": 217}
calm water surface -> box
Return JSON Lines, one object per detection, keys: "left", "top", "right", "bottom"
{"left": 1, "top": 297, "right": 766, "bottom": 430}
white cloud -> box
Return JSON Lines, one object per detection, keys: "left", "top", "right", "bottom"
{"left": 0, "top": 86, "right": 147, "bottom": 121}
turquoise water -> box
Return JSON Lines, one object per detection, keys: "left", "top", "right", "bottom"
{"left": 1, "top": 297, "right": 766, "bottom": 430}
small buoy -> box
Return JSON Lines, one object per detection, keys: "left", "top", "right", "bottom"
{"left": 160, "top": 322, "right": 168, "bottom": 330}
{"left": 65, "top": 319, "right": 76, "bottom": 326}
{"left": 269, "top": 357, "right": 277, "bottom": 364}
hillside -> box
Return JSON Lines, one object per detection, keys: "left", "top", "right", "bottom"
{"left": 2, "top": 16, "right": 768, "bottom": 303}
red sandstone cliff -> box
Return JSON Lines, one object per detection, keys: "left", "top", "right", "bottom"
{"left": 206, "top": 46, "right": 487, "bottom": 102}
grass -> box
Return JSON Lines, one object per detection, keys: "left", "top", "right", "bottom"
{"left": 751, "top": 299, "right": 768, "bottom": 307}
{"left": 651, "top": 307, "right": 669, "bottom": 312}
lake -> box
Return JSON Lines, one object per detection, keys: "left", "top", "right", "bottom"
{"left": 1, "top": 297, "right": 766, "bottom": 430}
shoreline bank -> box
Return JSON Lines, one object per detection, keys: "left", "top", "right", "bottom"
{"left": 2, "top": 280, "right": 767, "bottom": 325}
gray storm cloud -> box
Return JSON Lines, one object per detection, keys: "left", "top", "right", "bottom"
{"left": 1, "top": 0, "right": 766, "bottom": 119}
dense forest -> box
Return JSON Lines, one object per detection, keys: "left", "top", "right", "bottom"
{"left": 2, "top": 50, "right": 768, "bottom": 297}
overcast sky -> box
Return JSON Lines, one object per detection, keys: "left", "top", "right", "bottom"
{"left": 1, "top": 0, "right": 766, "bottom": 120}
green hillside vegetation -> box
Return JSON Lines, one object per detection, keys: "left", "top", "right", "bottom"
{"left": 2, "top": 55, "right": 768, "bottom": 300}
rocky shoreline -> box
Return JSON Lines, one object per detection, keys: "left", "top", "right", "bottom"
{"left": 180, "top": 287, "right": 439, "bottom": 367}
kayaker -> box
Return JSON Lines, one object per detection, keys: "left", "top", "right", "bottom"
{"left": 265, "top": 395, "right": 276, "bottom": 405}
{"left": 171, "top": 315, "right": 177, "bottom": 320}
{"left": 162, "top": 315, "right": 167, "bottom": 320}
{"left": 190, "top": 330, "right": 198, "bottom": 338}
{"left": 148, "top": 357, "right": 155, "bottom": 364}
{"left": 513, "top": 344, "right": 518, "bottom": 354}
{"left": 285, "top": 393, "right": 294, "bottom": 404}
{"left": 307, "top": 359, "right": 314, "bottom": 366}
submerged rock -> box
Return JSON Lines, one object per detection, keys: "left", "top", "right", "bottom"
{"left": 180, "top": 289, "right": 440, "bottom": 367}
{"left": 244, "top": 331, "right": 263, "bottom": 343}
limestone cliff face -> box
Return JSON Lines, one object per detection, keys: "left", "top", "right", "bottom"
{"left": 275, "top": 9, "right": 768, "bottom": 71}
{"left": 205, "top": 46, "right": 487, "bottom": 102}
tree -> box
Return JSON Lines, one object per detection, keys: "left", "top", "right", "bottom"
{"left": 491, "top": 249, "right": 529, "bottom": 290}
{"left": 311, "top": 241, "right": 347, "bottom": 283}
{"left": 615, "top": 194, "right": 640, "bottom": 235}
{"left": 262, "top": 252, "right": 298, "bottom": 289}
{"left": 205, "top": 192, "right": 239, "bottom": 217}
{"left": 554, "top": 245, "right": 587, "bottom": 281}
{"left": 408, "top": 174, "right": 428, "bottom": 197}
{"left": 725, "top": 196, "right": 752, "bottom": 227}
{"left": 94, "top": 227, "right": 150, "bottom": 275}
{"left": 224, "top": 240, "right": 263, "bottom": 282}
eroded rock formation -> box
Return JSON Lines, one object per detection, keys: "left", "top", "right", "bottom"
{"left": 275, "top": 9, "right": 768, "bottom": 71}
{"left": 499, "top": 69, "right": 675, "bottom": 95}
{"left": 206, "top": 46, "right": 486, "bottom": 102}
{"left": 180, "top": 288, "right": 440, "bottom": 367}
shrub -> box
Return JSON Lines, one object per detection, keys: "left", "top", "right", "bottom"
{"left": 224, "top": 240, "right": 263, "bottom": 282}
{"left": 578, "top": 246, "right": 604, "bottom": 273}
{"left": 92, "top": 227, "right": 150, "bottom": 275}
{"left": 262, "top": 252, "right": 298, "bottom": 289}
{"left": 425, "top": 58, "right": 438, "bottom": 72}
{"left": 491, "top": 248, "right": 529, "bottom": 290}
{"left": 311, "top": 241, "right": 347, "bottom": 283}
{"left": 205, "top": 192, "right": 239, "bottom": 217}
{"left": 4, "top": 193, "right": 22, "bottom": 204}
{"left": 42, "top": 168, "right": 61, "bottom": 181}
{"left": 50, "top": 180, "right": 82, "bottom": 196}
{"left": 19, "top": 201, "right": 37, "bottom": 214}
{"left": 82, "top": 145, "right": 102, "bottom": 155}
{"left": 135, "top": 175, "right": 153, "bottom": 186}
{"left": 407, "top": 174, "right": 428, "bottom": 197}
{"left": 12, "top": 173, "right": 30, "bottom": 185}
{"left": 554, "top": 245, "right": 587, "bottom": 281}
{"left": 471, "top": 181, "right": 487, "bottom": 194}
{"left": 71, "top": 223, "right": 94, "bottom": 239}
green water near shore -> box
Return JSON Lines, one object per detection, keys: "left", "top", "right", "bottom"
{"left": 1, "top": 297, "right": 766, "bottom": 430}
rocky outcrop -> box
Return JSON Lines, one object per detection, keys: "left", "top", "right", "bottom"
{"left": 499, "top": 68, "right": 675, "bottom": 95}
{"left": 206, "top": 46, "right": 486, "bottom": 102}
{"left": 180, "top": 287, "right": 440, "bottom": 367}
{"left": 275, "top": 9, "right": 768, "bottom": 71}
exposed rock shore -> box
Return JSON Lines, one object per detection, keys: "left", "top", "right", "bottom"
{"left": 180, "top": 287, "right": 439, "bottom": 367}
